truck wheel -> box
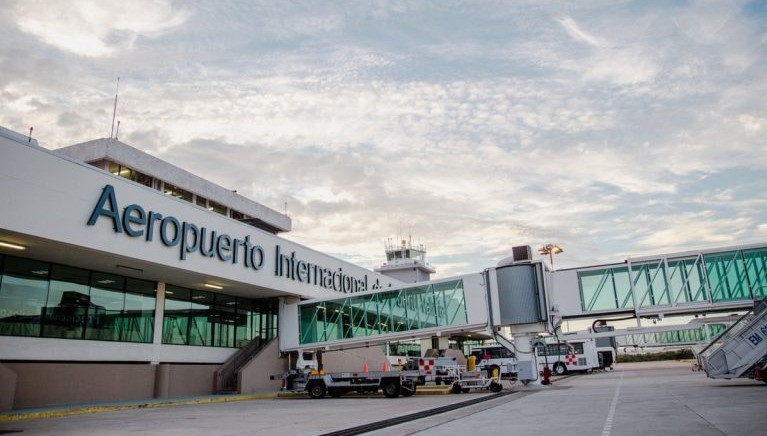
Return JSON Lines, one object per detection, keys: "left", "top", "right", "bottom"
{"left": 401, "top": 384, "right": 416, "bottom": 397}
{"left": 451, "top": 383, "right": 462, "bottom": 394}
{"left": 490, "top": 381, "right": 503, "bottom": 393}
{"left": 553, "top": 363, "right": 567, "bottom": 376}
{"left": 382, "top": 380, "right": 400, "bottom": 398}
{"left": 308, "top": 382, "right": 326, "bottom": 399}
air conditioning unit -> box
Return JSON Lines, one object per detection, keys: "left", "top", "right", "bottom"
{"left": 512, "top": 245, "right": 533, "bottom": 263}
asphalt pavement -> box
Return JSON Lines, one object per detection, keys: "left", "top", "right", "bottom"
{"left": 1, "top": 361, "right": 764, "bottom": 435}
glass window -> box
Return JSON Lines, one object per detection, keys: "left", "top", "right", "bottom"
{"left": 744, "top": 248, "right": 767, "bottom": 299}
{"left": 0, "top": 257, "right": 50, "bottom": 337}
{"left": 135, "top": 172, "right": 153, "bottom": 188}
{"left": 578, "top": 267, "right": 632, "bottom": 312}
{"left": 189, "top": 290, "right": 214, "bottom": 346}
{"left": 667, "top": 257, "right": 708, "bottom": 304}
{"left": 43, "top": 264, "right": 90, "bottom": 339}
{"left": 163, "top": 183, "right": 193, "bottom": 202}
{"left": 85, "top": 272, "right": 126, "bottom": 341}
{"left": 163, "top": 285, "right": 276, "bottom": 348}
{"left": 633, "top": 262, "right": 670, "bottom": 307}
{"left": 108, "top": 162, "right": 135, "bottom": 180}
{"left": 705, "top": 252, "right": 750, "bottom": 302}
{"left": 208, "top": 200, "right": 226, "bottom": 215}
{"left": 0, "top": 256, "right": 156, "bottom": 343}
{"left": 195, "top": 196, "right": 207, "bottom": 208}
{"left": 163, "top": 285, "right": 191, "bottom": 345}
{"left": 214, "top": 294, "right": 237, "bottom": 347}
{"left": 122, "top": 279, "right": 155, "bottom": 343}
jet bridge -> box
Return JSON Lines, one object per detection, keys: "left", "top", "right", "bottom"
{"left": 279, "top": 258, "right": 554, "bottom": 383}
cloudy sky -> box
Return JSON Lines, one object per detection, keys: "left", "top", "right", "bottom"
{"left": 1, "top": 0, "right": 766, "bottom": 277}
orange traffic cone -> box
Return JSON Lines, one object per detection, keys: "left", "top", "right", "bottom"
{"left": 363, "top": 361, "right": 368, "bottom": 373}
{"left": 382, "top": 361, "right": 389, "bottom": 372}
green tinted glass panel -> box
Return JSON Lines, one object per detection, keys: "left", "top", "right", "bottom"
{"left": 122, "top": 278, "right": 155, "bottom": 343}
{"left": 578, "top": 267, "right": 632, "bottom": 312}
{"left": 163, "top": 285, "right": 191, "bottom": 345}
{"left": 743, "top": 248, "right": 767, "bottom": 298}
{"left": 298, "top": 279, "right": 468, "bottom": 346}
{"left": 667, "top": 257, "right": 708, "bottom": 304}
{"left": 705, "top": 252, "right": 750, "bottom": 302}
{"left": 633, "top": 262, "right": 670, "bottom": 307}
{"left": 214, "top": 294, "right": 236, "bottom": 347}
{"left": 189, "top": 290, "right": 214, "bottom": 346}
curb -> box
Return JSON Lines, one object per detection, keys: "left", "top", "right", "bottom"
{"left": 0, "top": 392, "right": 278, "bottom": 422}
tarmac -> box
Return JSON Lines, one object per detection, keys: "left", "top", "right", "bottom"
{"left": 1, "top": 360, "right": 765, "bottom": 435}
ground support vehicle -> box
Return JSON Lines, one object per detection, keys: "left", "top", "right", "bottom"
{"left": 469, "top": 345, "right": 519, "bottom": 380}
{"left": 699, "top": 298, "right": 767, "bottom": 382}
{"left": 402, "top": 356, "right": 461, "bottom": 385}
{"left": 282, "top": 368, "right": 419, "bottom": 399}
{"left": 442, "top": 365, "right": 504, "bottom": 394}
{"left": 535, "top": 339, "right": 605, "bottom": 375}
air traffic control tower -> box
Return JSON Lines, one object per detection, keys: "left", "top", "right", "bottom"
{"left": 374, "top": 237, "right": 436, "bottom": 283}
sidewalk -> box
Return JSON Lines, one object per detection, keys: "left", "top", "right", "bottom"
{"left": 0, "top": 391, "right": 278, "bottom": 422}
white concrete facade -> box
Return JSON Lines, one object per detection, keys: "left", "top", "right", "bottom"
{"left": 0, "top": 128, "right": 401, "bottom": 364}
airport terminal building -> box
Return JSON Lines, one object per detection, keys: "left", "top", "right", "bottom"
{"left": 0, "top": 127, "right": 401, "bottom": 410}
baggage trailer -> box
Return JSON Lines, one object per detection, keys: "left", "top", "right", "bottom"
{"left": 443, "top": 365, "right": 503, "bottom": 394}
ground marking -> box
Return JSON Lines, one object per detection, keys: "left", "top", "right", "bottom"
{"left": 601, "top": 372, "right": 624, "bottom": 436}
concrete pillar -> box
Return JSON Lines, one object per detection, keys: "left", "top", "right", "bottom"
{"left": 154, "top": 363, "right": 171, "bottom": 399}
{"left": 152, "top": 282, "right": 166, "bottom": 348}
{"left": 0, "top": 363, "right": 17, "bottom": 411}
{"left": 512, "top": 332, "right": 541, "bottom": 385}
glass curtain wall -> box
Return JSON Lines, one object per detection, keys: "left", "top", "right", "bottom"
{"left": 162, "top": 284, "right": 277, "bottom": 348}
{"left": 0, "top": 255, "right": 155, "bottom": 342}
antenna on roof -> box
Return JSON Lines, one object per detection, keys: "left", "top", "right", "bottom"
{"left": 115, "top": 120, "right": 121, "bottom": 140}
{"left": 28, "top": 126, "right": 33, "bottom": 142}
{"left": 110, "top": 77, "right": 120, "bottom": 139}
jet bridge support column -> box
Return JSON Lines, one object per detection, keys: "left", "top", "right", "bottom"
{"left": 512, "top": 330, "right": 542, "bottom": 385}
{"left": 489, "top": 255, "right": 551, "bottom": 386}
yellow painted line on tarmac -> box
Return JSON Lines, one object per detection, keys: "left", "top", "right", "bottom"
{"left": 0, "top": 392, "right": 278, "bottom": 422}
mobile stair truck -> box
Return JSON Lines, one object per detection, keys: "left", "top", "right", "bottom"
{"left": 698, "top": 298, "right": 767, "bottom": 383}
{"left": 278, "top": 351, "right": 419, "bottom": 399}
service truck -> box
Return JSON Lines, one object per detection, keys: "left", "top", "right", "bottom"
{"left": 279, "top": 351, "right": 419, "bottom": 399}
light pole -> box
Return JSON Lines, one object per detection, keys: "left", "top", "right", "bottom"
{"left": 538, "top": 243, "right": 563, "bottom": 270}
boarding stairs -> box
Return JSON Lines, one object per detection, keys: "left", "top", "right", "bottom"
{"left": 215, "top": 337, "right": 275, "bottom": 394}
{"left": 697, "top": 298, "right": 767, "bottom": 379}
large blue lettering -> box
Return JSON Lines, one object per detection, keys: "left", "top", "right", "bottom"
{"left": 87, "top": 185, "right": 123, "bottom": 233}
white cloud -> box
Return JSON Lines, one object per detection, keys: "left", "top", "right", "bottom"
{"left": 1, "top": 1, "right": 765, "bottom": 274}
{"left": 11, "top": 0, "right": 189, "bottom": 57}
{"left": 557, "top": 16, "right": 605, "bottom": 47}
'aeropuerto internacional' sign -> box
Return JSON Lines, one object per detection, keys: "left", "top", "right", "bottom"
{"left": 86, "top": 184, "right": 383, "bottom": 293}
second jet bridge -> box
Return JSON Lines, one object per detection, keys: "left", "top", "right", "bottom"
{"left": 279, "top": 260, "right": 553, "bottom": 353}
